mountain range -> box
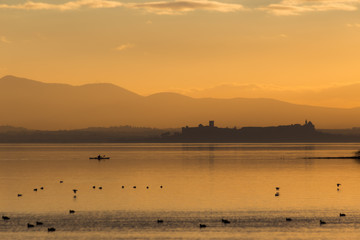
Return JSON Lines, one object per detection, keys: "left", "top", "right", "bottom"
{"left": 1, "top": 75, "right": 359, "bottom": 130}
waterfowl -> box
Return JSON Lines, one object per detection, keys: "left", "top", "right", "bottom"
{"left": 157, "top": 219, "right": 164, "bottom": 223}
{"left": 33, "top": 188, "right": 37, "bottom": 192}
{"left": 276, "top": 187, "right": 280, "bottom": 190}
{"left": 17, "top": 194, "right": 22, "bottom": 197}
{"left": 122, "top": 186, "right": 124, "bottom": 189}
{"left": 73, "top": 189, "right": 78, "bottom": 194}
{"left": 133, "top": 186, "right": 136, "bottom": 189}
{"left": 99, "top": 187, "right": 102, "bottom": 190}
{"left": 286, "top": 218, "right": 292, "bottom": 221}
{"left": 40, "top": 187, "right": 44, "bottom": 190}
{"left": 60, "top": 180, "right": 63, "bottom": 183}
{"left": 320, "top": 220, "right": 326, "bottom": 225}
{"left": 221, "top": 219, "right": 230, "bottom": 224}
{"left": 160, "top": 186, "right": 163, "bottom": 189}
{"left": 340, "top": 213, "right": 346, "bottom": 217}
{"left": 92, "top": 186, "right": 96, "bottom": 189}
{"left": 36, "top": 221, "right": 43, "bottom": 225}
{"left": 73, "top": 195, "right": 77, "bottom": 199}
{"left": 146, "top": 186, "right": 149, "bottom": 189}
{"left": 48, "top": 227, "right": 56, "bottom": 232}
{"left": 275, "top": 192, "right": 280, "bottom": 197}
{"left": 337, "top": 183, "right": 341, "bottom": 187}
{"left": 2, "top": 216, "right": 10, "bottom": 220}
{"left": 199, "top": 224, "right": 207, "bottom": 228}
{"left": 69, "top": 210, "right": 75, "bottom": 214}
{"left": 27, "top": 223, "right": 35, "bottom": 228}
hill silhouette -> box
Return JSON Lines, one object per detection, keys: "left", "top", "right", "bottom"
{"left": 1, "top": 75, "right": 360, "bottom": 130}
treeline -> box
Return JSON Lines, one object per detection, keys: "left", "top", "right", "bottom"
{"left": 0, "top": 126, "right": 180, "bottom": 143}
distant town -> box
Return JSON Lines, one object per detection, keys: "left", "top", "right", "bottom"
{"left": 2, "top": 120, "right": 360, "bottom": 143}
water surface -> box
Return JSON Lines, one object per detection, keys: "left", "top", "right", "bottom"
{"left": 1, "top": 143, "right": 360, "bottom": 239}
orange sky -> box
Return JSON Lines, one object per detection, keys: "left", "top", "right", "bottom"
{"left": 1, "top": 0, "right": 360, "bottom": 107}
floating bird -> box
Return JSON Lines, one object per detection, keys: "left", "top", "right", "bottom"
{"left": 69, "top": 210, "right": 75, "bottom": 214}
{"left": 199, "top": 224, "right": 207, "bottom": 228}
{"left": 157, "top": 219, "right": 164, "bottom": 223}
{"left": 99, "top": 187, "right": 102, "bottom": 190}
{"left": 337, "top": 188, "right": 340, "bottom": 191}
{"left": 320, "top": 220, "right": 326, "bottom": 225}
{"left": 122, "top": 186, "right": 124, "bottom": 189}
{"left": 221, "top": 219, "right": 230, "bottom": 224}
{"left": 2, "top": 216, "right": 10, "bottom": 220}
{"left": 48, "top": 227, "right": 56, "bottom": 232}
{"left": 275, "top": 192, "right": 280, "bottom": 197}
{"left": 286, "top": 218, "right": 292, "bottom": 221}
{"left": 60, "top": 181, "right": 63, "bottom": 183}
{"left": 40, "top": 187, "right": 44, "bottom": 190}
{"left": 73, "top": 195, "right": 77, "bottom": 199}
{"left": 17, "top": 194, "right": 22, "bottom": 197}
{"left": 92, "top": 186, "right": 96, "bottom": 189}
{"left": 146, "top": 186, "right": 149, "bottom": 189}
{"left": 36, "top": 221, "right": 43, "bottom": 225}
{"left": 27, "top": 223, "right": 35, "bottom": 228}
{"left": 160, "top": 186, "right": 163, "bottom": 189}
{"left": 337, "top": 183, "right": 341, "bottom": 187}
{"left": 33, "top": 188, "right": 37, "bottom": 192}
{"left": 133, "top": 186, "right": 136, "bottom": 189}
{"left": 73, "top": 189, "right": 78, "bottom": 194}
{"left": 276, "top": 187, "right": 280, "bottom": 190}
{"left": 340, "top": 213, "right": 346, "bottom": 217}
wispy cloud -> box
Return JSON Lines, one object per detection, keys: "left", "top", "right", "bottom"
{"left": 130, "top": 0, "right": 244, "bottom": 14}
{"left": 347, "top": 23, "right": 360, "bottom": 27}
{"left": 260, "top": 0, "right": 360, "bottom": 16}
{"left": 0, "top": 36, "right": 11, "bottom": 43}
{"left": 0, "top": 0, "right": 245, "bottom": 14}
{"left": 116, "top": 43, "right": 134, "bottom": 51}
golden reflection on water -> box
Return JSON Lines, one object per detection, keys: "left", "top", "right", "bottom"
{"left": 1, "top": 143, "right": 360, "bottom": 239}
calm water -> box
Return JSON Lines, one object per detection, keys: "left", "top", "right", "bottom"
{"left": 1, "top": 143, "right": 360, "bottom": 239}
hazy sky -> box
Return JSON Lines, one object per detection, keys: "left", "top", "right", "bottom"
{"left": 1, "top": 0, "right": 360, "bottom": 100}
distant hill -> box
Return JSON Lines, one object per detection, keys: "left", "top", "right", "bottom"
{"left": 1, "top": 75, "right": 360, "bottom": 130}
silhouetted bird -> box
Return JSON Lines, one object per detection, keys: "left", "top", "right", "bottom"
{"left": 275, "top": 192, "right": 280, "bottom": 197}
{"left": 17, "top": 194, "right": 22, "bottom": 197}
{"left": 60, "top": 181, "right": 63, "bottom": 183}
{"left": 146, "top": 186, "right": 149, "bottom": 189}
{"left": 122, "top": 186, "right": 124, "bottom": 189}
{"left": 221, "top": 219, "right": 230, "bottom": 224}
{"left": 99, "top": 187, "right": 102, "bottom": 190}
{"left": 337, "top": 188, "right": 340, "bottom": 191}
{"left": 36, "top": 221, "right": 43, "bottom": 225}
{"left": 320, "top": 220, "right": 326, "bottom": 225}
{"left": 33, "top": 188, "right": 37, "bottom": 192}
{"left": 73, "top": 195, "right": 77, "bottom": 199}
{"left": 276, "top": 187, "right": 280, "bottom": 190}
{"left": 40, "top": 187, "right": 44, "bottom": 190}
{"left": 340, "top": 213, "right": 346, "bottom": 217}
{"left": 286, "top": 218, "right": 292, "bottom": 221}
{"left": 133, "top": 186, "right": 136, "bottom": 189}
{"left": 73, "top": 189, "right": 78, "bottom": 194}
{"left": 92, "top": 186, "right": 96, "bottom": 189}
{"left": 337, "top": 183, "right": 341, "bottom": 187}
{"left": 48, "top": 227, "right": 56, "bottom": 232}
{"left": 157, "top": 219, "right": 164, "bottom": 223}
{"left": 27, "top": 223, "right": 34, "bottom": 228}
{"left": 69, "top": 210, "right": 75, "bottom": 214}
{"left": 160, "top": 186, "right": 163, "bottom": 189}
{"left": 199, "top": 224, "right": 207, "bottom": 228}
{"left": 2, "top": 216, "right": 10, "bottom": 220}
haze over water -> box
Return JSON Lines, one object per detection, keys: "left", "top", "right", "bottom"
{"left": 1, "top": 143, "right": 360, "bottom": 239}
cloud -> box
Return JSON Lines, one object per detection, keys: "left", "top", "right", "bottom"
{"left": 0, "top": 36, "right": 11, "bottom": 43}
{"left": 347, "top": 23, "right": 360, "bottom": 27}
{"left": 260, "top": 0, "right": 360, "bottom": 16}
{"left": 0, "top": 0, "right": 244, "bottom": 14}
{"left": 130, "top": 0, "right": 244, "bottom": 14}
{"left": 116, "top": 43, "right": 134, "bottom": 51}
{"left": 0, "top": 0, "right": 123, "bottom": 10}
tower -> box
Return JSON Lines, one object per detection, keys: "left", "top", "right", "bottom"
{"left": 209, "top": 120, "right": 214, "bottom": 127}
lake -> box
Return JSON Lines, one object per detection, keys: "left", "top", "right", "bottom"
{"left": 1, "top": 143, "right": 360, "bottom": 239}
